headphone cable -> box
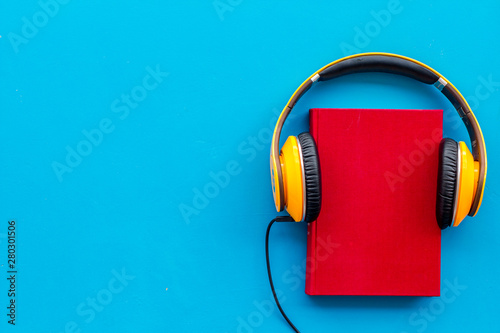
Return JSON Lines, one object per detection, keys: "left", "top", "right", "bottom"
{"left": 266, "top": 216, "right": 301, "bottom": 333}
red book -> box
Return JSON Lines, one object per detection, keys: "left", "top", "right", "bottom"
{"left": 306, "top": 108, "right": 442, "bottom": 296}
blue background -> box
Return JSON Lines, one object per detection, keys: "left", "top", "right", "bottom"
{"left": 0, "top": 1, "right": 499, "bottom": 332}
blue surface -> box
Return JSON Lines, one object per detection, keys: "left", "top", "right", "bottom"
{"left": 0, "top": 1, "right": 499, "bottom": 332}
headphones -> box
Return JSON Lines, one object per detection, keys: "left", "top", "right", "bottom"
{"left": 270, "top": 52, "right": 487, "bottom": 229}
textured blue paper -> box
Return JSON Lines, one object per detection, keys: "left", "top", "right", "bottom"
{"left": 0, "top": 1, "right": 499, "bottom": 332}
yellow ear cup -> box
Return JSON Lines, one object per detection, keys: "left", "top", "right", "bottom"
{"left": 279, "top": 136, "right": 305, "bottom": 222}
{"left": 453, "top": 142, "right": 477, "bottom": 227}
{"left": 270, "top": 156, "right": 282, "bottom": 212}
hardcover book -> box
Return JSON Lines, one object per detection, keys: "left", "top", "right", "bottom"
{"left": 306, "top": 108, "right": 442, "bottom": 296}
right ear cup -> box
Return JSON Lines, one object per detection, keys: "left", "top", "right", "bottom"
{"left": 436, "top": 138, "right": 459, "bottom": 229}
{"left": 297, "top": 132, "right": 322, "bottom": 222}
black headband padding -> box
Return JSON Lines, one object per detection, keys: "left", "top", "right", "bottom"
{"left": 441, "top": 85, "right": 463, "bottom": 110}
{"left": 318, "top": 55, "right": 439, "bottom": 85}
{"left": 441, "top": 85, "right": 480, "bottom": 161}
{"left": 298, "top": 132, "right": 322, "bottom": 222}
{"left": 436, "top": 138, "right": 459, "bottom": 229}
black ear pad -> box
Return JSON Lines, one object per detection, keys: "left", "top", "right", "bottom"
{"left": 436, "top": 138, "right": 459, "bottom": 229}
{"left": 298, "top": 132, "right": 322, "bottom": 222}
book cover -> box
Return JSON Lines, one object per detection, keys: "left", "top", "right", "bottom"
{"left": 306, "top": 108, "right": 442, "bottom": 296}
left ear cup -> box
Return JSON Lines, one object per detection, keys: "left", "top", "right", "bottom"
{"left": 279, "top": 136, "right": 305, "bottom": 222}
{"left": 297, "top": 132, "right": 322, "bottom": 222}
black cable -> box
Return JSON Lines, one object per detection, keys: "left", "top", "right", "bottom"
{"left": 266, "top": 216, "right": 301, "bottom": 333}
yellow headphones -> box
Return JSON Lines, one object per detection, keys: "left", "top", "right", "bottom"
{"left": 270, "top": 52, "right": 487, "bottom": 229}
